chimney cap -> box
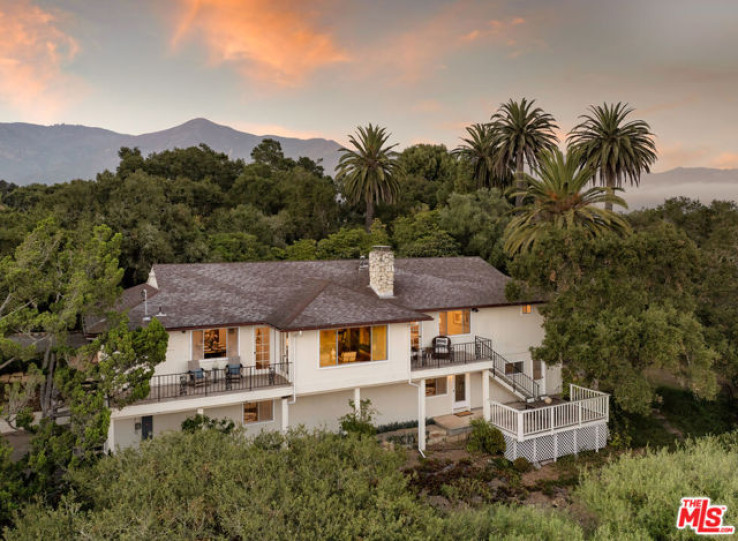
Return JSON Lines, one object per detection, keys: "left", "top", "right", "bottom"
{"left": 371, "top": 245, "right": 392, "bottom": 251}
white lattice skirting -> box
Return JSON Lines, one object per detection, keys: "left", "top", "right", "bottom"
{"left": 503, "top": 422, "right": 608, "bottom": 462}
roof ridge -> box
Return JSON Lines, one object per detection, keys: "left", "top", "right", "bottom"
{"left": 269, "top": 279, "right": 332, "bottom": 328}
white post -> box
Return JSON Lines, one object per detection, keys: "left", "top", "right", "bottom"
{"left": 550, "top": 406, "right": 555, "bottom": 433}
{"left": 578, "top": 402, "right": 582, "bottom": 426}
{"left": 553, "top": 433, "right": 558, "bottom": 462}
{"left": 482, "top": 370, "right": 490, "bottom": 421}
{"left": 281, "top": 398, "right": 289, "bottom": 433}
{"left": 517, "top": 409, "right": 524, "bottom": 440}
{"left": 595, "top": 424, "right": 599, "bottom": 452}
{"left": 106, "top": 419, "right": 115, "bottom": 453}
{"left": 354, "top": 387, "right": 361, "bottom": 413}
{"left": 418, "top": 379, "right": 426, "bottom": 452}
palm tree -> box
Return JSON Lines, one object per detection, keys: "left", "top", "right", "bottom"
{"left": 337, "top": 124, "right": 400, "bottom": 231}
{"left": 453, "top": 123, "right": 509, "bottom": 189}
{"left": 503, "top": 148, "right": 630, "bottom": 255}
{"left": 490, "top": 98, "right": 559, "bottom": 206}
{"left": 567, "top": 102, "right": 657, "bottom": 210}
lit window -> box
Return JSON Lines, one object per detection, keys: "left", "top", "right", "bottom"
{"left": 425, "top": 377, "right": 448, "bottom": 396}
{"left": 243, "top": 400, "right": 273, "bottom": 424}
{"left": 255, "top": 327, "right": 271, "bottom": 369}
{"left": 319, "top": 325, "right": 388, "bottom": 367}
{"left": 439, "top": 310, "right": 470, "bottom": 336}
{"left": 410, "top": 322, "right": 421, "bottom": 352}
{"left": 192, "top": 328, "right": 238, "bottom": 360}
{"left": 521, "top": 304, "right": 532, "bottom": 315}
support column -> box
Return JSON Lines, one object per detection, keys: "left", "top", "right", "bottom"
{"left": 482, "top": 369, "right": 491, "bottom": 421}
{"left": 418, "top": 379, "right": 426, "bottom": 452}
{"left": 106, "top": 419, "right": 115, "bottom": 453}
{"left": 354, "top": 387, "right": 361, "bottom": 413}
{"left": 281, "top": 398, "right": 289, "bottom": 433}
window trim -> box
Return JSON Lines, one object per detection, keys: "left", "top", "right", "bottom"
{"left": 317, "top": 325, "right": 390, "bottom": 369}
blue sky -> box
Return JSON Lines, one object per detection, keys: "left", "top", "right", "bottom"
{"left": 1, "top": 0, "right": 737, "bottom": 171}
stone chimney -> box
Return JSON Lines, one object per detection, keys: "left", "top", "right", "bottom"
{"left": 369, "top": 246, "right": 394, "bottom": 298}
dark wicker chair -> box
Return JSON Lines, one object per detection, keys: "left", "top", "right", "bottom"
{"left": 432, "top": 335, "right": 452, "bottom": 361}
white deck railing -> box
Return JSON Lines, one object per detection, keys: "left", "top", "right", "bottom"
{"left": 489, "top": 384, "right": 609, "bottom": 441}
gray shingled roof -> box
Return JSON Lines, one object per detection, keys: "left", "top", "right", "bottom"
{"left": 115, "top": 256, "right": 519, "bottom": 332}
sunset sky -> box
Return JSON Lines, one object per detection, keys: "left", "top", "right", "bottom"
{"left": 1, "top": 0, "right": 736, "bottom": 171}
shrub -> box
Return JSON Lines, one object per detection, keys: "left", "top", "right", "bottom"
{"left": 512, "top": 457, "right": 532, "bottom": 473}
{"left": 339, "top": 399, "right": 377, "bottom": 437}
{"left": 7, "top": 428, "right": 442, "bottom": 539}
{"left": 466, "top": 419, "right": 506, "bottom": 455}
{"left": 576, "top": 432, "right": 738, "bottom": 539}
{"left": 180, "top": 414, "right": 235, "bottom": 434}
{"left": 443, "top": 504, "right": 585, "bottom": 540}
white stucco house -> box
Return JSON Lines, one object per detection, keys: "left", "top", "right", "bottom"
{"left": 94, "top": 247, "right": 608, "bottom": 462}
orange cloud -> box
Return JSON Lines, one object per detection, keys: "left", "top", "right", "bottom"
{"left": 712, "top": 152, "right": 738, "bottom": 170}
{"left": 411, "top": 99, "right": 443, "bottom": 113}
{"left": 171, "top": 0, "right": 348, "bottom": 87}
{"left": 0, "top": 0, "right": 80, "bottom": 119}
{"left": 363, "top": 5, "right": 541, "bottom": 86}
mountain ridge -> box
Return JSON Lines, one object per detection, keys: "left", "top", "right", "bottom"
{"left": 0, "top": 118, "right": 343, "bottom": 185}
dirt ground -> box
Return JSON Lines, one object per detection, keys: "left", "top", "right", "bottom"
{"left": 402, "top": 439, "right": 613, "bottom": 510}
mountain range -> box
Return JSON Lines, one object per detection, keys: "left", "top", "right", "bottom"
{"left": 625, "top": 167, "right": 738, "bottom": 209}
{"left": 0, "top": 118, "right": 735, "bottom": 209}
{"left": 0, "top": 118, "right": 343, "bottom": 185}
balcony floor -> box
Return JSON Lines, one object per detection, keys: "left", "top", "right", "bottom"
{"left": 504, "top": 396, "right": 566, "bottom": 411}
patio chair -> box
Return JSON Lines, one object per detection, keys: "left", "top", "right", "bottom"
{"left": 432, "top": 336, "right": 452, "bottom": 361}
{"left": 187, "top": 360, "right": 210, "bottom": 386}
{"left": 225, "top": 359, "right": 243, "bottom": 383}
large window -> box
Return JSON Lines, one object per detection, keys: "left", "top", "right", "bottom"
{"left": 243, "top": 400, "right": 273, "bottom": 424}
{"left": 425, "top": 377, "right": 448, "bottom": 396}
{"left": 319, "top": 325, "right": 388, "bottom": 367}
{"left": 255, "top": 327, "right": 270, "bottom": 369}
{"left": 192, "top": 328, "right": 238, "bottom": 360}
{"left": 439, "top": 310, "right": 470, "bottom": 336}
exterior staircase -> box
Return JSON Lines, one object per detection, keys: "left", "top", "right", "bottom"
{"left": 475, "top": 337, "right": 540, "bottom": 401}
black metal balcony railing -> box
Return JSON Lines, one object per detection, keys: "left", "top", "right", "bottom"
{"left": 137, "top": 361, "right": 291, "bottom": 403}
{"left": 410, "top": 336, "right": 492, "bottom": 370}
{"left": 411, "top": 336, "right": 540, "bottom": 400}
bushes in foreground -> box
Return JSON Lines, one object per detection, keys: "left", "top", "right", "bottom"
{"left": 5, "top": 429, "right": 439, "bottom": 540}
{"left": 5, "top": 428, "right": 738, "bottom": 540}
{"left": 576, "top": 432, "right": 738, "bottom": 539}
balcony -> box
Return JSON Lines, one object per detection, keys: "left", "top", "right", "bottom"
{"left": 411, "top": 336, "right": 540, "bottom": 400}
{"left": 489, "top": 384, "right": 609, "bottom": 441}
{"left": 133, "top": 361, "right": 292, "bottom": 404}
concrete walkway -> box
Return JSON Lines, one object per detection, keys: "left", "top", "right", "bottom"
{"left": 432, "top": 408, "right": 483, "bottom": 436}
